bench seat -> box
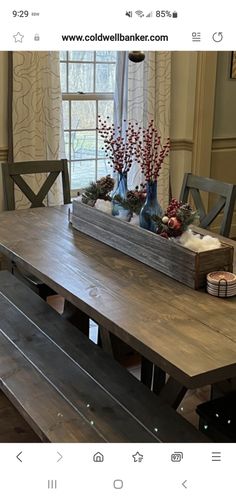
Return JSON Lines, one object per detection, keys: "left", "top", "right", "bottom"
{"left": 0, "top": 271, "right": 207, "bottom": 443}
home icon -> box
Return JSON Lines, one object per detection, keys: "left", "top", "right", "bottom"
{"left": 93, "top": 452, "right": 104, "bottom": 463}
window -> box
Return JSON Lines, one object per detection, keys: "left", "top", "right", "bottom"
{"left": 60, "top": 51, "right": 117, "bottom": 193}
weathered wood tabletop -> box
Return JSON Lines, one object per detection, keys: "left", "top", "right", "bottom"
{"left": 0, "top": 205, "right": 235, "bottom": 395}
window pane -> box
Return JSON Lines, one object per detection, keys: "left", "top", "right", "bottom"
{"left": 64, "top": 131, "right": 70, "bottom": 158}
{"left": 97, "top": 159, "right": 111, "bottom": 179}
{"left": 60, "top": 51, "right": 67, "bottom": 61}
{"left": 63, "top": 101, "right": 69, "bottom": 130}
{"left": 71, "top": 101, "right": 96, "bottom": 130}
{"left": 71, "top": 160, "right": 96, "bottom": 189}
{"left": 71, "top": 131, "right": 96, "bottom": 160}
{"left": 98, "top": 100, "right": 114, "bottom": 122}
{"left": 97, "top": 134, "right": 107, "bottom": 158}
{"left": 60, "top": 62, "right": 67, "bottom": 92}
{"left": 69, "top": 63, "right": 94, "bottom": 92}
{"left": 95, "top": 63, "right": 116, "bottom": 92}
{"left": 96, "top": 51, "right": 117, "bottom": 62}
{"left": 69, "top": 51, "right": 94, "bottom": 61}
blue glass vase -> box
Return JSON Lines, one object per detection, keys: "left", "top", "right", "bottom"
{"left": 139, "top": 180, "right": 162, "bottom": 232}
{"left": 112, "top": 172, "right": 131, "bottom": 221}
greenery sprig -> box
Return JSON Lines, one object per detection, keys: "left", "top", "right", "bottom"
{"left": 113, "top": 185, "right": 146, "bottom": 215}
{"left": 79, "top": 175, "right": 114, "bottom": 207}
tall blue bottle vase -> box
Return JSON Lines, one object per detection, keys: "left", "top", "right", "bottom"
{"left": 139, "top": 180, "right": 162, "bottom": 232}
{"left": 111, "top": 172, "right": 131, "bottom": 221}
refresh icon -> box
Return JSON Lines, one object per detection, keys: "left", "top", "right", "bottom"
{"left": 212, "top": 32, "right": 223, "bottom": 42}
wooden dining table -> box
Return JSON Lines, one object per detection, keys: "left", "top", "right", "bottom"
{"left": 0, "top": 204, "right": 235, "bottom": 408}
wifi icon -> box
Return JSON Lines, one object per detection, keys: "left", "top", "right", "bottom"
{"left": 135, "top": 10, "right": 144, "bottom": 17}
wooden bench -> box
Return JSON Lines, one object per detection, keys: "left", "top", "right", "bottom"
{"left": 196, "top": 391, "right": 236, "bottom": 442}
{"left": 0, "top": 271, "right": 207, "bottom": 443}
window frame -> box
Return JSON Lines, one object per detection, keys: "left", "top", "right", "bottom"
{"left": 60, "top": 52, "right": 116, "bottom": 196}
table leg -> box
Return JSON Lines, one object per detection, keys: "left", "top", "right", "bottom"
{"left": 153, "top": 366, "right": 166, "bottom": 395}
{"left": 140, "top": 358, "right": 153, "bottom": 388}
{"left": 99, "top": 326, "right": 114, "bottom": 356}
{"left": 62, "top": 300, "right": 90, "bottom": 336}
{"left": 159, "top": 377, "right": 187, "bottom": 410}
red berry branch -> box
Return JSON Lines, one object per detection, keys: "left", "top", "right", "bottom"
{"left": 98, "top": 117, "right": 170, "bottom": 181}
{"left": 98, "top": 117, "right": 140, "bottom": 174}
{"left": 136, "top": 120, "right": 170, "bottom": 182}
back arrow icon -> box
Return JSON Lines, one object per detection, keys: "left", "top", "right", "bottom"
{"left": 16, "top": 451, "right": 23, "bottom": 462}
{"left": 57, "top": 451, "right": 63, "bottom": 462}
{"left": 182, "top": 480, "right": 187, "bottom": 489}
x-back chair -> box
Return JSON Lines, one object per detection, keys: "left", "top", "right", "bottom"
{"left": 179, "top": 173, "right": 236, "bottom": 238}
{"left": 1, "top": 159, "right": 71, "bottom": 300}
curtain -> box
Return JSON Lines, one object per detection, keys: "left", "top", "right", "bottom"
{"left": 8, "top": 51, "right": 63, "bottom": 208}
{"left": 114, "top": 52, "right": 128, "bottom": 135}
{"left": 114, "top": 51, "right": 171, "bottom": 209}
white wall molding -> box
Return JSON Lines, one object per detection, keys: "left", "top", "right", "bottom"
{"left": 212, "top": 137, "right": 236, "bottom": 150}
{"left": 170, "top": 139, "right": 193, "bottom": 152}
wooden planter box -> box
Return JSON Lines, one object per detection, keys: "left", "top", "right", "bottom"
{"left": 71, "top": 200, "right": 234, "bottom": 289}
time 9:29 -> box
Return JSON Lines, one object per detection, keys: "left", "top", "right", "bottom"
{"left": 12, "top": 10, "right": 29, "bottom": 17}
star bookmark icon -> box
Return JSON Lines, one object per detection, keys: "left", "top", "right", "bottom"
{"left": 13, "top": 32, "right": 24, "bottom": 43}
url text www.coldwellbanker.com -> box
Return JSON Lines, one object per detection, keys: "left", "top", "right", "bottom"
{"left": 61, "top": 32, "right": 169, "bottom": 42}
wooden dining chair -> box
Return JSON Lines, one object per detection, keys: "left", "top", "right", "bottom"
{"left": 179, "top": 173, "right": 236, "bottom": 237}
{"left": 2, "top": 159, "right": 71, "bottom": 210}
{"left": 1, "top": 159, "right": 71, "bottom": 300}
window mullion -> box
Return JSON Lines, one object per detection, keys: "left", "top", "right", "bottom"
{"left": 94, "top": 51, "right": 96, "bottom": 93}
{"left": 66, "top": 51, "right": 69, "bottom": 92}
{"left": 62, "top": 93, "right": 113, "bottom": 101}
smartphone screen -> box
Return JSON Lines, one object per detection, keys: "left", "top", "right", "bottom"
{"left": 0, "top": 1, "right": 236, "bottom": 496}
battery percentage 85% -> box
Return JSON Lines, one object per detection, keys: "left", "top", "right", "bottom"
{"left": 156, "top": 10, "right": 176, "bottom": 17}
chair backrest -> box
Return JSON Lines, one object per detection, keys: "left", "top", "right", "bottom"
{"left": 179, "top": 173, "right": 236, "bottom": 237}
{"left": 1, "top": 159, "right": 71, "bottom": 210}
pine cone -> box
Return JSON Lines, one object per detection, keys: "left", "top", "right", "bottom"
{"left": 97, "top": 175, "right": 114, "bottom": 192}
